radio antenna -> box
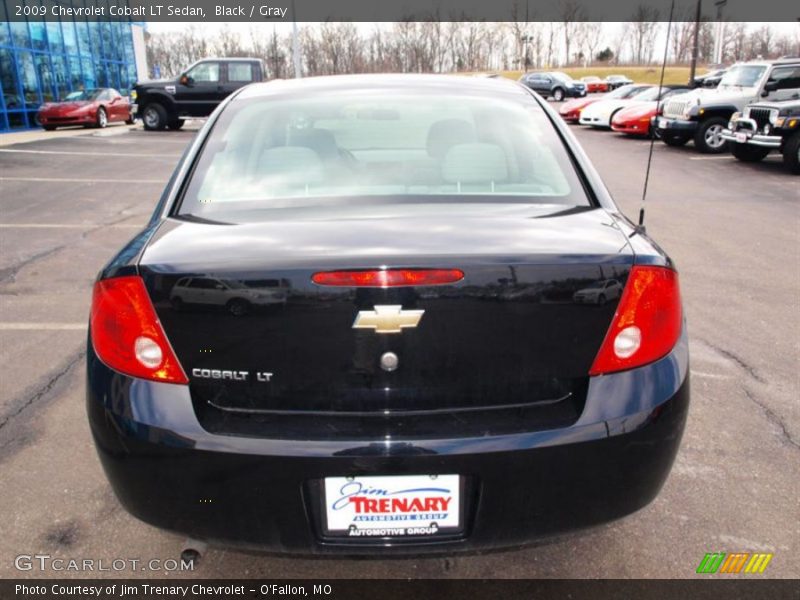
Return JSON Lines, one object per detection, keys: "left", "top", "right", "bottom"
{"left": 637, "top": 0, "right": 676, "bottom": 233}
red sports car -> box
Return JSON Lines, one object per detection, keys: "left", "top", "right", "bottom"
{"left": 558, "top": 96, "right": 602, "bottom": 122}
{"left": 559, "top": 83, "right": 655, "bottom": 122}
{"left": 611, "top": 87, "right": 691, "bottom": 137}
{"left": 611, "top": 103, "right": 659, "bottom": 136}
{"left": 580, "top": 76, "right": 608, "bottom": 93}
{"left": 37, "top": 88, "right": 134, "bottom": 131}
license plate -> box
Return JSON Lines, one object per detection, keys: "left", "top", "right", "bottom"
{"left": 323, "top": 474, "right": 461, "bottom": 538}
{"left": 658, "top": 118, "right": 668, "bottom": 129}
{"left": 736, "top": 132, "right": 749, "bottom": 143}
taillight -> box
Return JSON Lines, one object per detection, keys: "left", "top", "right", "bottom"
{"left": 90, "top": 276, "right": 188, "bottom": 384}
{"left": 589, "top": 266, "right": 682, "bottom": 375}
{"left": 312, "top": 268, "right": 464, "bottom": 288}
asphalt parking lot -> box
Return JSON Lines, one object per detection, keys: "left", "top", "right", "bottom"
{"left": 0, "top": 119, "right": 797, "bottom": 580}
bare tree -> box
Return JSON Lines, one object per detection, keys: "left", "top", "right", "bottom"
{"left": 544, "top": 22, "right": 560, "bottom": 67}
{"left": 560, "top": 0, "right": 586, "bottom": 67}
{"left": 629, "top": 6, "right": 661, "bottom": 65}
{"left": 145, "top": 26, "right": 210, "bottom": 78}
{"left": 612, "top": 23, "right": 630, "bottom": 65}
{"left": 748, "top": 25, "right": 774, "bottom": 59}
{"left": 213, "top": 25, "right": 248, "bottom": 58}
{"left": 507, "top": 2, "right": 536, "bottom": 71}
{"left": 144, "top": 22, "right": 791, "bottom": 78}
{"left": 723, "top": 22, "right": 746, "bottom": 62}
{"left": 582, "top": 22, "right": 603, "bottom": 66}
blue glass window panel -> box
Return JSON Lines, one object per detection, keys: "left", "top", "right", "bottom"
{"left": 10, "top": 21, "right": 31, "bottom": 49}
{"left": 51, "top": 54, "right": 70, "bottom": 100}
{"left": 81, "top": 56, "right": 95, "bottom": 88}
{"left": 68, "top": 55, "right": 83, "bottom": 89}
{"left": 17, "top": 51, "right": 41, "bottom": 108}
{"left": 29, "top": 19, "right": 48, "bottom": 52}
{"left": 0, "top": 49, "right": 24, "bottom": 109}
{"left": 62, "top": 20, "right": 78, "bottom": 54}
{"left": 34, "top": 52, "right": 55, "bottom": 101}
{"left": 46, "top": 21, "right": 64, "bottom": 53}
{"left": 75, "top": 21, "right": 90, "bottom": 57}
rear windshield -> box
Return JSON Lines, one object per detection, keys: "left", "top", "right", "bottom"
{"left": 177, "top": 89, "right": 590, "bottom": 222}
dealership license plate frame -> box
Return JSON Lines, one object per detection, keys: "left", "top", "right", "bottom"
{"left": 735, "top": 132, "right": 750, "bottom": 143}
{"left": 321, "top": 474, "right": 465, "bottom": 539}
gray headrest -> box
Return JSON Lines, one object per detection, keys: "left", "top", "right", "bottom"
{"left": 442, "top": 143, "right": 508, "bottom": 184}
{"left": 258, "top": 146, "right": 324, "bottom": 185}
{"left": 288, "top": 128, "right": 339, "bottom": 160}
{"left": 426, "top": 119, "right": 475, "bottom": 159}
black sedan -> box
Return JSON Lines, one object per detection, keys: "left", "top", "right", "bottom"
{"left": 87, "top": 74, "right": 689, "bottom": 555}
{"left": 605, "top": 74, "right": 635, "bottom": 90}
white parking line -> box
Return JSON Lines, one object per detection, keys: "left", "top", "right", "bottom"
{"left": 0, "top": 148, "right": 179, "bottom": 158}
{"left": 1, "top": 176, "right": 164, "bottom": 184}
{"left": 689, "top": 155, "right": 736, "bottom": 160}
{"left": 68, "top": 135, "right": 191, "bottom": 145}
{"left": 0, "top": 322, "right": 86, "bottom": 330}
{"left": 0, "top": 223, "right": 142, "bottom": 228}
{"left": 691, "top": 370, "right": 733, "bottom": 380}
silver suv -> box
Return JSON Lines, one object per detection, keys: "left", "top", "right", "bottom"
{"left": 656, "top": 58, "right": 800, "bottom": 153}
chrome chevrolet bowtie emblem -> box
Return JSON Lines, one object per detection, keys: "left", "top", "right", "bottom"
{"left": 352, "top": 305, "right": 424, "bottom": 334}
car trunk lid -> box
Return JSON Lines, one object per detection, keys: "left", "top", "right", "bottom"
{"left": 139, "top": 203, "right": 633, "bottom": 415}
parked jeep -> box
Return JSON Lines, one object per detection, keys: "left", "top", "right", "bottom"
{"left": 721, "top": 99, "right": 800, "bottom": 174}
{"left": 656, "top": 58, "right": 800, "bottom": 153}
{"left": 131, "top": 58, "right": 265, "bottom": 131}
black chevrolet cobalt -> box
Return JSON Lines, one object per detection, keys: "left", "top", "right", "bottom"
{"left": 87, "top": 75, "right": 689, "bottom": 554}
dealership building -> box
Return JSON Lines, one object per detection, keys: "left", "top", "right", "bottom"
{"left": 0, "top": 5, "right": 147, "bottom": 132}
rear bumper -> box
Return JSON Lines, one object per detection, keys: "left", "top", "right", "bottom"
{"left": 86, "top": 330, "right": 690, "bottom": 555}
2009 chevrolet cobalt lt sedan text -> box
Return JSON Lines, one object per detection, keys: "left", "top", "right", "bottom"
{"left": 87, "top": 75, "right": 689, "bottom": 554}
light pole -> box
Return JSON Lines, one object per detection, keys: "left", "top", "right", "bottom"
{"left": 689, "top": 0, "right": 702, "bottom": 85}
{"left": 712, "top": 0, "right": 727, "bottom": 65}
{"left": 520, "top": 35, "right": 534, "bottom": 71}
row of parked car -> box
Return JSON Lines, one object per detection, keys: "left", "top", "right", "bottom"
{"left": 520, "top": 58, "right": 800, "bottom": 174}
{"left": 517, "top": 71, "right": 634, "bottom": 101}
{"left": 35, "top": 58, "right": 266, "bottom": 132}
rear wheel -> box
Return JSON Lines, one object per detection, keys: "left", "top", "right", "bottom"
{"left": 552, "top": 87, "right": 565, "bottom": 102}
{"left": 694, "top": 117, "right": 729, "bottom": 154}
{"left": 782, "top": 133, "right": 800, "bottom": 174}
{"left": 142, "top": 103, "right": 167, "bottom": 131}
{"left": 730, "top": 143, "right": 770, "bottom": 163}
{"left": 662, "top": 132, "right": 690, "bottom": 147}
{"left": 95, "top": 107, "right": 107, "bottom": 129}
